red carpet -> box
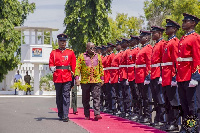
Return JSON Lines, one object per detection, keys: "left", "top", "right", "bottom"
{"left": 50, "top": 108, "right": 166, "bottom": 133}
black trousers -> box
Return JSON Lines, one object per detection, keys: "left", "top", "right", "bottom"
{"left": 129, "top": 80, "right": 140, "bottom": 114}
{"left": 113, "top": 83, "right": 124, "bottom": 112}
{"left": 162, "top": 85, "right": 179, "bottom": 124}
{"left": 105, "top": 83, "right": 112, "bottom": 110}
{"left": 121, "top": 79, "right": 132, "bottom": 113}
{"left": 100, "top": 84, "right": 106, "bottom": 110}
{"left": 196, "top": 83, "right": 200, "bottom": 132}
{"left": 111, "top": 84, "right": 117, "bottom": 111}
{"left": 71, "top": 84, "right": 77, "bottom": 113}
{"left": 137, "top": 83, "right": 151, "bottom": 118}
{"left": 178, "top": 81, "right": 196, "bottom": 119}
{"left": 81, "top": 83, "right": 101, "bottom": 117}
{"left": 55, "top": 81, "right": 71, "bottom": 118}
{"left": 150, "top": 77, "right": 165, "bottom": 122}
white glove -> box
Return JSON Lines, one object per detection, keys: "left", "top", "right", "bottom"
{"left": 171, "top": 81, "right": 177, "bottom": 86}
{"left": 158, "top": 77, "right": 162, "bottom": 84}
{"left": 144, "top": 80, "right": 150, "bottom": 85}
{"left": 126, "top": 79, "right": 129, "bottom": 85}
{"left": 50, "top": 66, "right": 56, "bottom": 73}
{"left": 189, "top": 79, "right": 198, "bottom": 87}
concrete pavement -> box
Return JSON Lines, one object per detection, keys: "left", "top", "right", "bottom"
{"left": 0, "top": 96, "right": 87, "bottom": 133}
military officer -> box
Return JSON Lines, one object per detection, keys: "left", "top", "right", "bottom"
{"left": 49, "top": 33, "right": 76, "bottom": 122}
{"left": 110, "top": 39, "right": 124, "bottom": 115}
{"left": 103, "top": 43, "right": 116, "bottom": 113}
{"left": 135, "top": 30, "right": 153, "bottom": 123}
{"left": 176, "top": 13, "right": 200, "bottom": 132}
{"left": 150, "top": 26, "right": 165, "bottom": 126}
{"left": 101, "top": 45, "right": 108, "bottom": 112}
{"left": 119, "top": 38, "right": 133, "bottom": 119}
{"left": 160, "top": 19, "right": 181, "bottom": 131}
{"left": 127, "top": 35, "right": 140, "bottom": 120}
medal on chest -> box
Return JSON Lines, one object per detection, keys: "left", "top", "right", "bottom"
{"left": 62, "top": 55, "right": 68, "bottom": 60}
{"left": 164, "top": 48, "right": 167, "bottom": 53}
{"left": 129, "top": 55, "right": 132, "bottom": 60}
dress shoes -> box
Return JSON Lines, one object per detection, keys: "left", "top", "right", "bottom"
{"left": 73, "top": 111, "right": 78, "bottom": 114}
{"left": 94, "top": 115, "right": 102, "bottom": 121}
{"left": 84, "top": 117, "right": 90, "bottom": 120}
{"left": 63, "top": 117, "right": 69, "bottom": 122}
{"left": 139, "top": 117, "right": 151, "bottom": 123}
{"left": 153, "top": 122, "right": 165, "bottom": 127}
{"left": 165, "top": 125, "right": 179, "bottom": 131}
{"left": 130, "top": 114, "right": 139, "bottom": 121}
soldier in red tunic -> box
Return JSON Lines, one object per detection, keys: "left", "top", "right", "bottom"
{"left": 110, "top": 40, "right": 123, "bottom": 115}
{"left": 150, "top": 26, "right": 165, "bottom": 127}
{"left": 119, "top": 38, "right": 133, "bottom": 119}
{"left": 49, "top": 34, "right": 76, "bottom": 122}
{"left": 177, "top": 13, "right": 200, "bottom": 133}
{"left": 102, "top": 43, "right": 116, "bottom": 113}
{"left": 161, "top": 19, "right": 180, "bottom": 131}
{"left": 100, "top": 46, "right": 108, "bottom": 112}
{"left": 127, "top": 35, "right": 140, "bottom": 120}
{"left": 135, "top": 30, "right": 152, "bottom": 123}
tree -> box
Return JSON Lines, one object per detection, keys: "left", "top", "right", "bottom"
{"left": 0, "top": 0, "right": 35, "bottom": 82}
{"left": 64, "top": 0, "right": 112, "bottom": 55}
{"left": 143, "top": 0, "right": 200, "bottom": 38}
{"left": 108, "top": 13, "right": 143, "bottom": 43}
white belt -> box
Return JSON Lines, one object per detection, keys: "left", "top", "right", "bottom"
{"left": 119, "top": 65, "right": 129, "bottom": 68}
{"left": 135, "top": 64, "right": 146, "bottom": 68}
{"left": 126, "top": 64, "right": 136, "bottom": 67}
{"left": 161, "top": 62, "right": 173, "bottom": 66}
{"left": 103, "top": 67, "right": 119, "bottom": 70}
{"left": 151, "top": 63, "right": 161, "bottom": 67}
{"left": 177, "top": 57, "right": 193, "bottom": 62}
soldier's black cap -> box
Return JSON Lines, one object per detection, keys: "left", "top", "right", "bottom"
{"left": 165, "top": 19, "right": 180, "bottom": 29}
{"left": 101, "top": 45, "right": 107, "bottom": 50}
{"left": 121, "top": 38, "right": 129, "bottom": 43}
{"left": 95, "top": 46, "right": 101, "bottom": 50}
{"left": 57, "top": 33, "right": 68, "bottom": 41}
{"left": 183, "top": 13, "right": 200, "bottom": 23}
{"left": 116, "top": 39, "right": 121, "bottom": 45}
{"left": 140, "top": 30, "right": 151, "bottom": 36}
{"left": 130, "top": 35, "right": 140, "bottom": 41}
{"left": 107, "top": 43, "right": 116, "bottom": 47}
{"left": 150, "top": 26, "right": 165, "bottom": 32}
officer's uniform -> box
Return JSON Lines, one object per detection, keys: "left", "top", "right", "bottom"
{"left": 119, "top": 38, "right": 132, "bottom": 116}
{"left": 150, "top": 26, "right": 165, "bottom": 125}
{"left": 103, "top": 43, "right": 116, "bottom": 113}
{"left": 176, "top": 13, "right": 200, "bottom": 132}
{"left": 127, "top": 35, "right": 140, "bottom": 117}
{"left": 49, "top": 34, "right": 76, "bottom": 121}
{"left": 110, "top": 40, "right": 124, "bottom": 114}
{"left": 161, "top": 19, "right": 180, "bottom": 131}
{"left": 135, "top": 30, "right": 152, "bottom": 123}
{"left": 101, "top": 46, "right": 109, "bottom": 111}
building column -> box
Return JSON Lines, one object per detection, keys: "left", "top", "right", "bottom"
{"left": 34, "top": 64, "right": 40, "bottom": 95}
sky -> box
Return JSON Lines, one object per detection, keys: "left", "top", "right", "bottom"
{"left": 23, "top": 0, "right": 145, "bottom": 40}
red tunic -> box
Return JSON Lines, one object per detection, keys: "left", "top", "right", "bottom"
{"left": 162, "top": 37, "right": 179, "bottom": 87}
{"left": 49, "top": 48, "right": 76, "bottom": 83}
{"left": 110, "top": 51, "right": 122, "bottom": 84}
{"left": 151, "top": 39, "right": 165, "bottom": 80}
{"left": 102, "top": 55, "right": 109, "bottom": 83}
{"left": 177, "top": 32, "right": 200, "bottom": 82}
{"left": 127, "top": 46, "right": 140, "bottom": 82}
{"left": 135, "top": 44, "right": 153, "bottom": 84}
{"left": 119, "top": 49, "right": 129, "bottom": 81}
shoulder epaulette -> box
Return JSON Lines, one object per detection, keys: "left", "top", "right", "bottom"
{"left": 65, "top": 48, "right": 73, "bottom": 51}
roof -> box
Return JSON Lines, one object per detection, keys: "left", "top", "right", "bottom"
{"left": 14, "top": 26, "right": 59, "bottom": 31}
